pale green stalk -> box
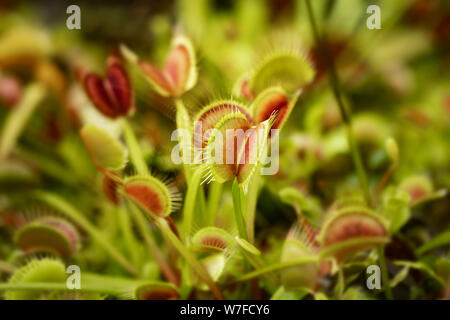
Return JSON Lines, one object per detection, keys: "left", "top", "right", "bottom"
{"left": 0, "top": 273, "right": 171, "bottom": 297}
{"left": 377, "top": 245, "right": 393, "bottom": 300}
{"left": 126, "top": 200, "right": 179, "bottom": 285}
{"left": 207, "top": 181, "right": 222, "bottom": 225}
{"left": 175, "top": 97, "right": 192, "bottom": 183}
{"left": 122, "top": 120, "right": 149, "bottom": 176}
{"left": 121, "top": 121, "right": 179, "bottom": 284}
{"left": 182, "top": 166, "right": 205, "bottom": 238}
{"left": 0, "top": 84, "right": 46, "bottom": 159}
{"left": 245, "top": 174, "right": 260, "bottom": 243}
{"left": 232, "top": 179, "right": 248, "bottom": 240}
{"left": 231, "top": 256, "right": 319, "bottom": 283}
{"left": 116, "top": 206, "right": 141, "bottom": 269}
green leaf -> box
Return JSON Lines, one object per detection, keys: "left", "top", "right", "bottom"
{"left": 80, "top": 124, "right": 127, "bottom": 171}
{"left": 270, "top": 286, "right": 310, "bottom": 300}
{"left": 417, "top": 231, "right": 450, "bottom": 256}
{"left": 382, "top": 187, "right": 411, "bottom": 234}
{"left": 4, "top": 258, "right": 66, "bottom": 300}
{"left": 249, "top": 51, "right": 315, "bottom": 95}
{"left": 390, "top": 265, "right": 410, "bottom": 288}
{"left": 394, "top": 260, "right": 445, "bottom": 287}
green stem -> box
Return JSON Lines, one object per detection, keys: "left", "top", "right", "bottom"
{"left": 231, "top": 256, "right": 319, "bottom": 283}
{"left": 156, "top": 217, "right": 224, "bottom": 299}
{"left": 82, "top": 272, "right": 176, "bottom": 296}
{"left": 182, "top": 166, "right": 204, "bottom": 238}
{"left": 0, "top": 274, "right": 171, "bottom": 297}
{"left": 116, "top": 206, "right": 141, "bottom": 269}
{"left": 175, "top": 97, "right": 192, "bottom": 183}
{"left": 0, "top": 282, "right": 111, "bottom": 294}
{"left": 0, "top": 84, "right": 46, "bottom": 159}
{"left": 245, "top": 174, "right": 259, "bottom": 243}
{"left": 347, "top": 128, "right": 372, "bottom": 207}
{"left": 305, "top": 0, "right": 372, "bottom": 208}
{"left": 239, "top": 250, "right": 278, "bottom": 285}
{"left": 121, "top": 120, "right": 178, "bottom": 283}
{"left": 33, "top": 191, "right": 138, "bottom": 276}
{"left": 122, "top": 120, "right": 149, "bottom": 176}
{"left": 126, "top": 200, "right": 179, "bottom": 285}
{"left": 377, "top": 246, "right": 393, "bottom": 300}
{"left": 232, "top": 179, "right": 248, "bottom": 240}
{"left": 207, "top": 181, "right": 222, "bottom": 225}
{"left": 174, "top": 98, "right": 208, "bottom": 229}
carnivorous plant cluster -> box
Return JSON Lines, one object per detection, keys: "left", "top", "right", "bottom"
{"left": 0, "top": 0, "right": 449, "bottom": 300}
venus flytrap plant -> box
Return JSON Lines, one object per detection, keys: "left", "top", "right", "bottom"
{"left": 1, "top": 3, "right": 448, "bottom": 301}
{"left": 78, "top": 51, "right": 185, "bottom": 285}
{"left": 0, "top": 258, "right": 178, "bottom": 300}
{"left": 399, "top": 175, "right": 438, "bottom": 206}
{"left": 121, "top": 33, "right": 213, "bottom": 247}
{"left": 171, "top": 39, "right": 317, "bottom": 294}
{"left": 124, "top": 199, "right": 179, "bottom": 285}
{"left": 280, "top": 222, "right": 319, "bottom": 291}
{"left": 14, "top": 215, "right": 81, "bottom": 258}
{"left": 201, "top": 106, "right": 275, "bottom": 242}
{"left": 316, "top": 202, "right": 389, "bottom": 299}
{"left": 132, "top": 282, "right": 179, "bottom": 300}
{"left": 230, "top": 46, "right": 315, "bottom": 243}
{"left": 2, "top": 258, "right": 67, "bottom": 300}
{"left": 243, "top": 87, "right": 303, "bottom": 242}
{"left": 250, "top": 86, "right": 301, "bottom": 134}
{"left": 103, "top": 175, "right": 121, "bottom": 205}
{"left": 191, "top": 227, "right": 234, "bottom": 253}
{"left": 235, "top": 43, "right": 315, "bottom": 99}
{"left": 181, "top": 98, "right": 267, "bottom": 243}
{"left": 79, "top": 123, "right": 128, "bottom": 173}
{"left": 123, "top": 175, "right": 181, "bottom": 219}
{"left": 77, "top": 53, "right": 135, "bottom": 119}
{"left": 135, "top": 34, "right": 197, "bottom": 98}
{"left": 317, "top": 205, "right": 389, "bottom": 262}
{"left": 153, "top": 217, "right": 224, "bottom": 300}
{"left": 120, "top": 34, "right": 197, "bottom": 176}
{"left": 113, "top": 153, "right": 222, "bottom": 298}
{"left": 188, "top": 227, "right": 236, "bottom": 293}
{"left": 32, "top": 191, "right": 138, "bottom": 276}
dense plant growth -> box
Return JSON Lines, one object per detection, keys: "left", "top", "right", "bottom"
{"left": 0, "top": 0, "right": 449, "bottom": 300}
